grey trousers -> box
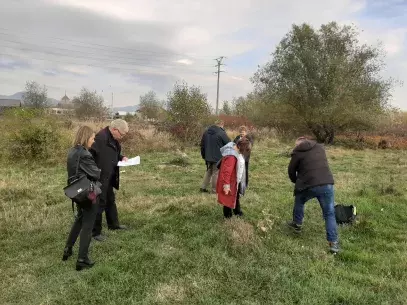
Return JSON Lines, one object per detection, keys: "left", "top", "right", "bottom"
{"left": 201, "top": 162, "right": 219, "bottom": 193}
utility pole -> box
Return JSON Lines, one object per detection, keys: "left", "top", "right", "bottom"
{"left": 111, "top": 92, "right": 114, "bottom": 118}
{"left": 214, "top": 56, "right": 225, "bottom": 115}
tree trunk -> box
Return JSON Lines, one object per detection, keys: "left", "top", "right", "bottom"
{"left": 308, "top": 123, "right": 326, "bottom": 143}
{"left": 324, "top": 125, "right": 335, "bottom": 144}
{"left": 326, "top": 129, "right": 335, "bottom": 144}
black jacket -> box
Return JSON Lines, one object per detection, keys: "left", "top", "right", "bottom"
{"left": 67, "top": 145, "right": 101, "bottom": 184}
{"left": 288, "top": 140, "right": 334, "bottom": 194}
{"left": 200, "top": 125, "right": 230, "bottom": 163}
{"left": 90, "top": 127, "right": 125, "bottom": 191}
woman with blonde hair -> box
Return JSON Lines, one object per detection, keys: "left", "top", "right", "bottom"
{"left": 62, "top": 126, "right": 101, "bottom": 271}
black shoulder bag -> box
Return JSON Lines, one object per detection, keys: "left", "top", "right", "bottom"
{"left": 63, "top": 154, "right": 94, "bottom": 210}
{"left": 335, "top": 204, "right": 357, "bottom": 225}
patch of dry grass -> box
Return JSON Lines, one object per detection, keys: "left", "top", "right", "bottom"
{"left": 153, "top": 282, "right": 186, "bottom": 303}
{"left": 223, "top": 218, "right": 260, "bottom": 249}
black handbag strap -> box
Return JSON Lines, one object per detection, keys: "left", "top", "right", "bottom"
{"left": 69, "top": 147, "right": 82, "bottom": 215}
{"left": 74, "top": 148, "right": 82, "bottom": 178}
{"left": 67, "top": 147, "right": 82, "bottom": 183}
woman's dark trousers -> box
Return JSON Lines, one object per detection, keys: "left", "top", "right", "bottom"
{"left": 223, "top": 184, "right": 243, "bottom": 218}
{"left": 65, "top": 202, "right": 98, "bottom": 260}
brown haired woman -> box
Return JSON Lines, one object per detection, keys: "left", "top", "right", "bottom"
{"left": 216, "top": 138, "right": 252, "bottom": 218}
{"left": 63, "top": 126, "right": 102, "bottom": 271}
{"left": 233, "top": 125, "right": 253, "bottom": 187}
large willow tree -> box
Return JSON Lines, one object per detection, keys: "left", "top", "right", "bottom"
{"left": 252, "top": 22, "right": 394, "bottom": 143}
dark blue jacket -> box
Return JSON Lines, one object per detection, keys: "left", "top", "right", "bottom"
{"left": 200, "top": 125, "right": 230, "bottom": 163}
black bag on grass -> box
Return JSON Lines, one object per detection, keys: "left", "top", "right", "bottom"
{"left": 335, "top": 204, "right": 357, "bottom": 225}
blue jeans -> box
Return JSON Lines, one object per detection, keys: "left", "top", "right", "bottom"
{"left": 293, "top": 184, "right": 338, "bottom": 242}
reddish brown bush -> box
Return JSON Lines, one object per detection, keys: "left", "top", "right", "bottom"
{"left": 218, "top": 114, "right": 254, "bottom": 130}
{"left": 335, "top": 133, "right": 407, "bottom": 150}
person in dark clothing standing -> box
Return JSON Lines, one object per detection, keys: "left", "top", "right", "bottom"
{"left": 233, "top": 125, "right": 253, "bottom": 187}
{"left": 200, "top": 120, "right": 230, "bottom": 193}
{"left": 287, "top": 137, "right": 340, "bottom": 254}
{"left": 90, "top": 119, "right": 129, "bottom": 241}
{"left": 63, "top": 126, "right": 101, "bottom": 271}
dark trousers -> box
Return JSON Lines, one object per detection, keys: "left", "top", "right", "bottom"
{"left": 223, "top": 184, "right": 243, "bottom": 218}
{"left": 93, "top": 184, "right": 120, "bottom": 236}
{"left": 65, "top": 202, "right": 98, "bottom": 260}
{"left": 245, "top": 160, "right": 249, "bottom": 187}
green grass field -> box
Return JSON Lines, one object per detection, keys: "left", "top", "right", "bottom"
{"left": 1, "top": 141, "right": 407, "bottom": 305}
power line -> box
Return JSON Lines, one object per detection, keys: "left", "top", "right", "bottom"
{"left": 214, "top": 56, "right": 226, "bottom": 115}
{"left": 0, "top": 51, "right": 211, "bottom": 74}
{"left": 0, "top": 28, "right": 216, "bottom": 60}
{"left": 0, "top": 43, "right": 213, "bottom": 69}
{"left": 0, "top": 32, "right": 207, "bottom": 63}
{"left": 0, "top": 35, "right": 214, "bottom": 68}
{"left": 0, "top": 37, "right": 183, "bottom": 63}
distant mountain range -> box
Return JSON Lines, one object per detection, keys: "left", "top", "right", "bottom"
{"left": 0, "top": 91, "right": 59, "bottom": 106}
{"left": 1, "top": 91, "right": 140, "bottom": 112}
{"left": 0, "top": 92, "right": 25, "bottom": 100}
{"left": 112, "top": 105, "right": 140, "bottom": 113}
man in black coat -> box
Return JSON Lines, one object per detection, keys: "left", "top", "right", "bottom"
{"left": 90, "top": 119, "right": 129, "bottom": 241}
{"left": 200, "top": 120, "right": 230, "bottom": 193}
{"left": 287, "top": 137, "right": 339, "bottom": 254}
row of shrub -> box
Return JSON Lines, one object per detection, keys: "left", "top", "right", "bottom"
{"left": 334, "top": 134, "right": 407, "bottom": 150}
{"left": 0, "top": 109, "right": 178, "bottom": 166}
{"left": 2, "top": 107, "right": 407, "bottom": 168}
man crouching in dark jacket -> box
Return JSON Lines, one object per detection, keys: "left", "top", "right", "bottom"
{"left": 200, "top": 120, "right": 230, "bottom": 193}
{"left": 90, "top": 119, "right": 129, "bottom": 241}
{"left": 287, "top": 137, "right": 339, "bottom": 254}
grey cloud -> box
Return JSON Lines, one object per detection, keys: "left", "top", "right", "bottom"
{"left": 127, "top": 72, "right": 180, "bottom": 94}
{"left": 0, "top": 57, "right": 30, "bottom": 70}
{"left": 0, "top": 0, "right": 194, "bottom": 71}
{"left": 42, "top": 67, "right": 84, "bottom": 77}
{"left": 43, "top": 69, "right": 58, "bottom": 76}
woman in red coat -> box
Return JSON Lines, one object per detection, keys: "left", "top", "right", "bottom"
{"left": 216, "top": 137, "right": 252, "bottom": 218}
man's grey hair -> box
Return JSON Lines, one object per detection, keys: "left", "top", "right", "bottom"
{"left": 110, "top": 119, "right": 129, "bottom": 133}
{"left": 295, "top": 136, "right": 307, "bottom": 146}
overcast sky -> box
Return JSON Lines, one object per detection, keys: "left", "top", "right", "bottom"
{"left": 0, "top": 0, "right": 406, "bottom": 109}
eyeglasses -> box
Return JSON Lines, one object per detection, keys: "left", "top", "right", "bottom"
{"left": 116, "top": 128, "right": 126, "bottom": 137}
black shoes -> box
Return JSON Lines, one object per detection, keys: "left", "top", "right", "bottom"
{"left": 108, "top": 224, "right": 128, "bottom": 231}
{"left": 235, "top": 211, "right": 244, "bottom": 217}
{"left": 63, "top": 248, "right": 95, "bottom": 271}
{"left": 93, "top": 234, "right": 107, "bottom": 242}
{"left": 76, "top": 258, "right": 95, "bottom": 271}
{"left": 223, "top": 210, "right": 244, "bottom": 219}
{"left": 200, "top": 188, "right": 209, "bottom": 193}
{"left": 62, "top": 247, "right": 73, "bottom": 261}
{"left": 93, "top": 225, "right": 127, "bottom": 241}
{"left": 287, "top": 221, "right": 302, "bottom": 233}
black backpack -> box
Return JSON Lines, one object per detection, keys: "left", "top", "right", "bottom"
{"left": 335, "top": 204, "right": 357, "bottom": 225}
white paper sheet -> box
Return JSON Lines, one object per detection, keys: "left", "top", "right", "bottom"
{"left": 118, "top": 156, "right": 140, "bottom": 167}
